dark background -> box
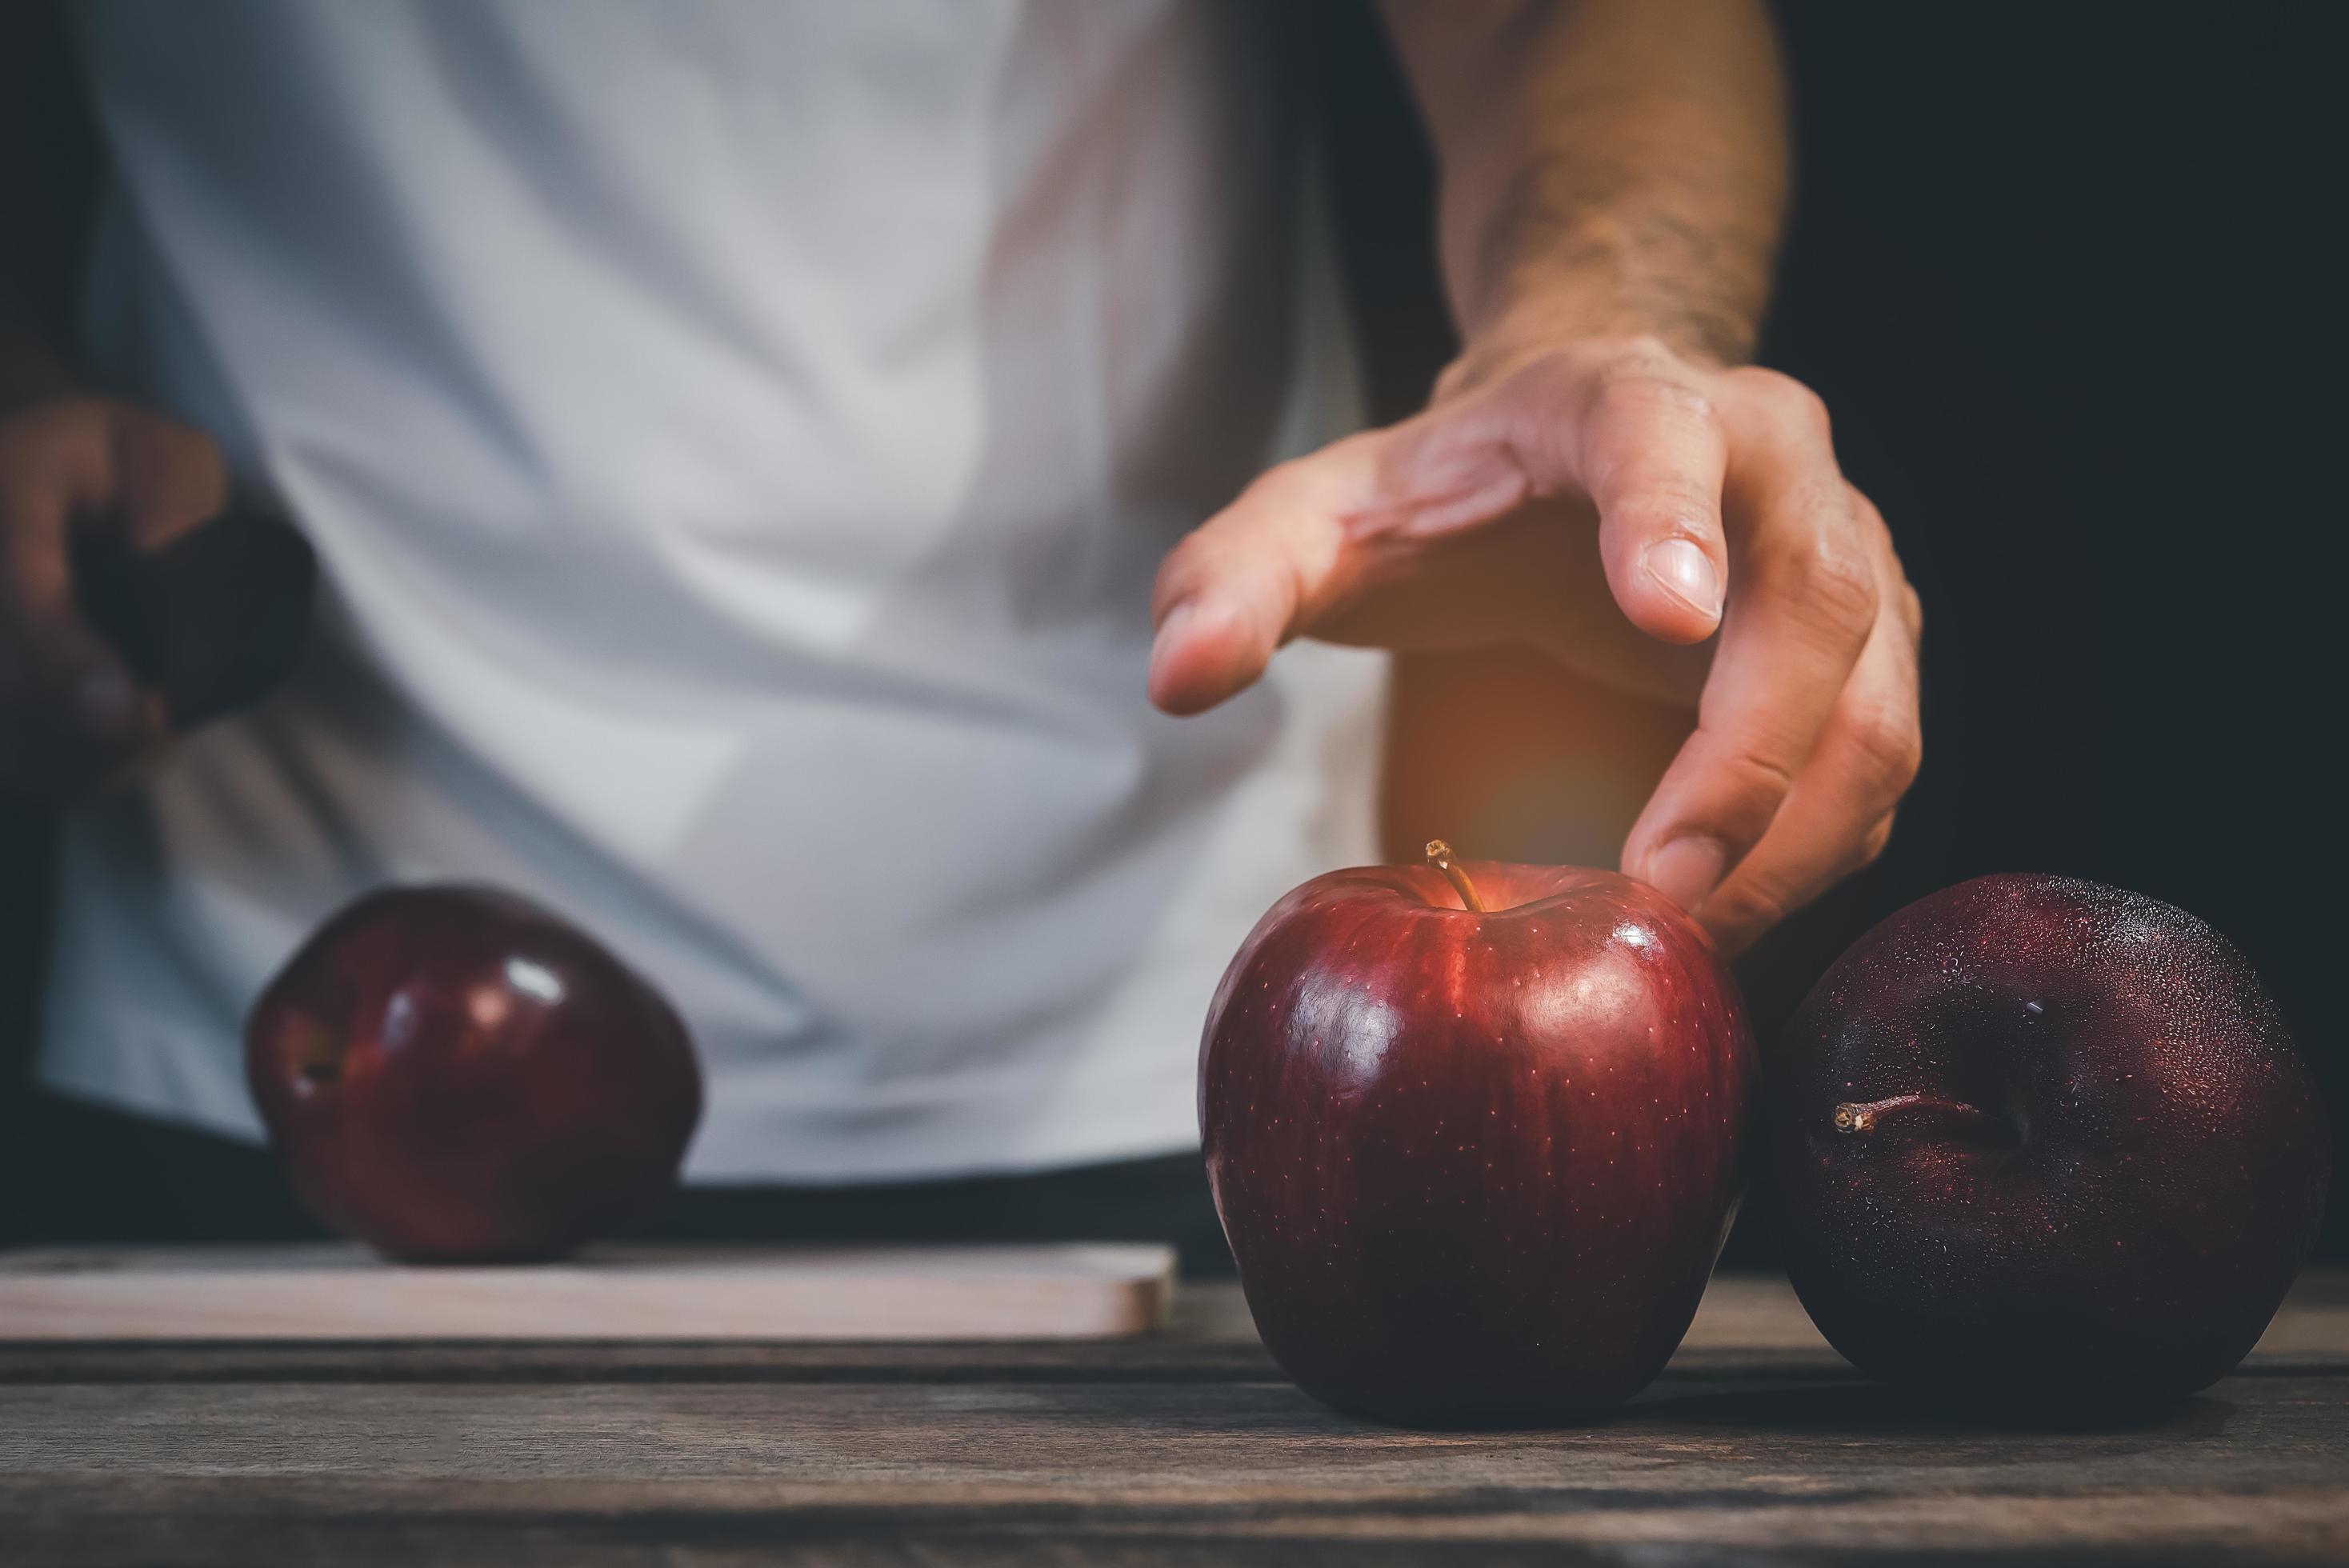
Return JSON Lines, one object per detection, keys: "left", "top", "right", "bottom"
{"left": 4, "top": 5, "right": 2341, "bottom": 1258}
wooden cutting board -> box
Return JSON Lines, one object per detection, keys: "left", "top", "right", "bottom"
{"left": 0, "top": 1242, "right": 1175, "bottom": 1342}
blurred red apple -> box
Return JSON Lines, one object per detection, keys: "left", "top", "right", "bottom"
{"left": 1202, "top": 842, "right": 1755, "bottom": 1426}
{"left": 247, "top": 884, "right": 702, "bottom": 1262}
{"left": 1767, "top": 874, "right": 2330, "bottom": 1414}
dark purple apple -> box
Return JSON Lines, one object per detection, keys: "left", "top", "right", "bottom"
{"left": 1767, "top": 873, "right": 2329, "bottom": 1414}
{"left": 1201, "top": 842, "right": 1755, "bottom": 1426}
{"left": 247, "top": 884, "right": 702, "bottom": 1262}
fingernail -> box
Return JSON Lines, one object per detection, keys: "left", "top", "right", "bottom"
{"left": 1147, "top": 601, "right": 1197, "bottom": 697}
{"left": 1644, "top": 835, "right": 1728, "bottom": 914}
{"left": 1644, "top": 538, "right": 1723, "bottom": 620}
{"left": 76, "top": 666, "right": 142, "bottom": 739}
{"left": 1150, "top": 599, "right": 1195, "bottom": 658}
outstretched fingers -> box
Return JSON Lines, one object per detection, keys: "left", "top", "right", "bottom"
{"left": 1622, "top": 374, "right": 1886, "bottom": 927}
{"left": 1695, "top": 519, "right": 1922, "bottom": 950}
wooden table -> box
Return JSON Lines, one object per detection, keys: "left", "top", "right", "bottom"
{"left": 5, "top": 1269, "right": 2345, "bottom": 1564}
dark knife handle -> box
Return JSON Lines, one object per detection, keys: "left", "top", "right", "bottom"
{"left": 71, "top": 510, "right": 318, "bottom": 731}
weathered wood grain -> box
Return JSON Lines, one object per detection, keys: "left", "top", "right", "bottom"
{"left": 6, "top": 1273, "right": 2336, "bottom": 1386}
{"left": 2, "top": 1270, "right": 2343, "bottom": 1566}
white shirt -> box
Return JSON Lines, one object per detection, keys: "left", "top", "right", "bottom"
{"left": 37, "top": 0, "right": 1386, "bottom": 1181}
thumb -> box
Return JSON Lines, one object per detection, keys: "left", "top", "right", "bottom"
{"left": 1147, "top": 410, "right": 1542, "bottom": 716}
{"left": 1146, "top": 442, "right": 1373, "bottom": 716}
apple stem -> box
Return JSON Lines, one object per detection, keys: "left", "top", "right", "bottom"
{"left": 1833, "top": 1094, "right": 2019, "bottom": 1143}
{"left": 296, "top": 1021, "right": 347, "bottom": 1086}
{"left": 1423, "top": 839, "right": 1487, "bottom": 913}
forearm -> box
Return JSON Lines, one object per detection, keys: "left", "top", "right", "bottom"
{"left": 1380, "top": 0, "right": 1788, "bottom": 370}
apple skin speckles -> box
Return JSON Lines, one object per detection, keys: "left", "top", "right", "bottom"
{"left": 1200, "top": 858, "right": 1753, "bottom": 1426}
{"left": 1765, "top": 873, "right": 2330, "bottom": 1416}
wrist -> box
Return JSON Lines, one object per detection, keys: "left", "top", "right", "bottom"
{"left": 1444, "top": 289, "right": 1749, "bottom": 403}
{"left": 1443, "top": 218, "right": 1767, "bottom": 395}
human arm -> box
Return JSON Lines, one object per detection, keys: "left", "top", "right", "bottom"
{"left": 0, "top": 0, "right": 233, "bottom": 797}
{"left": 1148, "top": 0, "right": 1921, "bottom": 953}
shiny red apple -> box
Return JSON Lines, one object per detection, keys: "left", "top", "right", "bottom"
{"left": 247, "top": 884, "right": 702, "bottom": 1262}
{"left": 1767, "top": 874, "right": 2330, "bottom": 1414}
{"left": 1201, "top": 842, "right": 1755, "bottom": 1426}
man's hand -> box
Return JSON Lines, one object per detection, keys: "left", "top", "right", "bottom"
{"left": 0, "top": 394, "right": 227, "bottom": 797}
{"left": 1148, "top": 336, "right": 1920, "bottom": 954}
